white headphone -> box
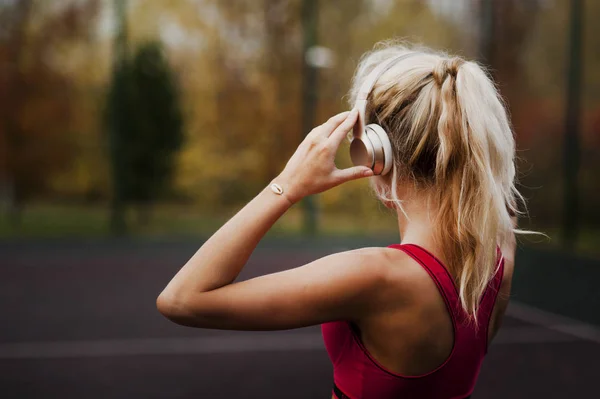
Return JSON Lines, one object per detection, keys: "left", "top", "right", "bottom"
{"left": 348, "top": 52, "right": 419, "bottom": 175}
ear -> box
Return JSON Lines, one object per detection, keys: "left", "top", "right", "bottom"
{"left": 381, "top": 199, "right": 395, "bottom": 209}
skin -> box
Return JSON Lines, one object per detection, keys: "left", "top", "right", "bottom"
{"left": 157, "top": 109, "right": 516, "bottom": 391}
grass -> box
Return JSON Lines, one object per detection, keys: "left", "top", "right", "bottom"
{"left": 0, "top": 202, "right": 399, "bottom": 240}
{"left": 1, "top": 203, "right": 597, "bottom": 259}
{"left": 0, "top": 204, "right": 110, "bottom": 238}
{"left": 522, "top": 226, "right": 600, "bottom": 259}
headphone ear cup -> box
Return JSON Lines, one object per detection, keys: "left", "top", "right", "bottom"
{"left": 365, "top": 124, "right": 393, "bottom": 175}
{"left": 349, "top": 132, "right": 375, "bottom": 170}
{"left": 364, "top": 128, "right": 384, "bottom": 175}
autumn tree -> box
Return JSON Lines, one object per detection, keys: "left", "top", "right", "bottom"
{"left": 0, "top": 0, "right": 99, "bottom": 225}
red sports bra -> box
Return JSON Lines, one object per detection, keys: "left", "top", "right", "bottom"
{"left": 321, "top": 243, "right": 504, "bottom": 399}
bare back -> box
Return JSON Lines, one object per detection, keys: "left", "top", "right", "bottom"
{"left": 351, "top": 244, "right": 513, "bottom": 377}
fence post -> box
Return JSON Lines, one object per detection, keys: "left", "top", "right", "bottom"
{"left": 301, "top": 0, "right": 319, "bottom": 236}
{"left": 562, "top": 0, "right": 583, "bottom": 250}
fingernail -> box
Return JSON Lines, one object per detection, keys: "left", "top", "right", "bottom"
{"left": 363, "top": 168, "right": 373, "bottom": 176}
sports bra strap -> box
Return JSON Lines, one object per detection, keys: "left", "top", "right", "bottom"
{"left": 476, "top": 253, "right": 505, "bottom": 322}
{"left": 388, "top": 243, "right": 505, "bottom": 325}
{"left": 389, "top": 243, "right": 462, "bottom": 319}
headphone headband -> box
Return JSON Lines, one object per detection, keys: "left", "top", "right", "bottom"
{"left": 353, "top": 52, "right": 420, "bottom": 137}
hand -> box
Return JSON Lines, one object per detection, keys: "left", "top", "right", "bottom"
{"left": 273, "top": 109, "right": 373, "bottom": 204}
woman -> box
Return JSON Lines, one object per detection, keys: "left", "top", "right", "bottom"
{"left": 157, "top": 42, "right": 521, "bottom": 399}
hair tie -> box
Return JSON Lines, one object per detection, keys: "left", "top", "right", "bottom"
{"left": 433, "top": 57, "right": 465, "bottom": 85}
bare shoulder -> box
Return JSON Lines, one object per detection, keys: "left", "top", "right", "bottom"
{"left": 319, "top": 246, "right": 393, "bottom": 286}
{"left": 334, "top": 246, "right": 425, "bottom": 279}
{"left": 344, "top": 246, "right": 435, "bottom": 302}
{"left": 322, "top": 246, "right": 426, "bottom": 299}
{"left": 379, "top": 246, "right": 438, "bottom": 280}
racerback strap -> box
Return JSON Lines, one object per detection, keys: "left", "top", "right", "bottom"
{"left": 388, "top": 243, "right": 504, "bottom": 326}
{"left": 389, "top": 244, "right": 461, "bottom": 318}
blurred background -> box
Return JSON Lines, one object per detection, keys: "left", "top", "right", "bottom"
{"left": 1, "top": 0, "right": 599, "bottom": 398}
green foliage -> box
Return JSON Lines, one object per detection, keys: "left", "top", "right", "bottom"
{"left": 4, "top": 0, "right": 600, "bottom": 250}
{"left": 106, "top": 41, "right": 184, "bottom": 206}
{"left": 128, "top": 42, "right": 184, "bottom": 202}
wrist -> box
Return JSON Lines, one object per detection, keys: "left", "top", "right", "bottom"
{"left": 269, "top": 176, "right": 300, "bottom": 205}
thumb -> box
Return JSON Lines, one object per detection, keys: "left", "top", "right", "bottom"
{"left": 335, "top": 166, "right": 374, "bottom": 183}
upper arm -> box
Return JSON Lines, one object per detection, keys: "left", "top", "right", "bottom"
{"left": 157, "top": 248, "right": 389, "bottom": 330}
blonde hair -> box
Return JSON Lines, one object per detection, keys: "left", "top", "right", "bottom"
{"left": 349, "top": 41, "right": 523, "bottom": 321}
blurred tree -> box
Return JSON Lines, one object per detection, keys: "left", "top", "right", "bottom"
{"left": 0, "top": 0, "right": 99, "bottom": 225}
{"left": 162, "top": 0, "right": 467, "bottom": 220}
{"left": 107, "top": 0, "right": 129, "bottom": 234}
{"left": 500, "top": 0, "right": 600, "bottom": 232}
{"left": 106, "top": 41, "right": 184, "bottom": 229}
{"left": 262, "top": 0, "right": 302, "bottom": 184}
{"left": 0, "top": 0, "right": 32, "bottom": 226}
{"left": 478, "top": 0, "right": 495, "bottom": 68}
{"left": 173, "top": 0, "right": 305, "bottom": 209}
{"left": 486, "top": 0, "right": 543, "bottom": 101}
{"left": 128, "top": 42, "right": 184, "bottom": 224}
{"left": 562, "top": 0, "right": 583, "bottom": 249}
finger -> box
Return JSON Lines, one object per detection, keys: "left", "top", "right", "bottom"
{"left": 306, "top": 111, "right": 349, "bottom": 140}
{"left": 334, "top": 165, "right": 373, "bottom": 184}
{"left": 319, "top": 111, "right": 351, "bottom": 136}
{"left": 328, "top": 109, "right": 359, "bottom": 145}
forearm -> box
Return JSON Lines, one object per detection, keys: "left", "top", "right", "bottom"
{"left": 159, "top": 109, "right": 367, "bottom": 307}
{"left": 160, "top": 183, "right": 293, "bottom": 299}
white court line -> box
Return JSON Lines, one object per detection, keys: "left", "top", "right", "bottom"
{"left": 0, "top": 301, "right": 597, "bottom": 359}
{"left": 493, "top": 326, "right": 578, "bottom": 345}
{"left": 506, "top": 301, "right": 600, "bottom": 344}
{"left": 0, "top": 334, "right": 324, "bottom": 359}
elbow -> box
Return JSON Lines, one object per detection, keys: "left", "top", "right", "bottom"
{"left": 156, "top": 291, "right": 189, "bottom": 325}
{"left": 156, "top": 290, "right": 211, "bottom": 328}
{"left": 156, "top": 291, "right": 176, "bottom": 319}
{"left": 157, "top": 290, "right": 228, "bottom": 329}
{"left": 156, "top": 291, "right": 173, "bottom": 317}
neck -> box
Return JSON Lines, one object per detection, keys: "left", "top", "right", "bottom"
{"left": 395, "top": 193, "right": 437, "bottom": 246}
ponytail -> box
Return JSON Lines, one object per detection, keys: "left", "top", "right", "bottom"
{"left": 350, "top": 43, "right": 527, "bottom": 323}
{"left": 433, "top": 58, "right": 514, "bottom": 321}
